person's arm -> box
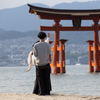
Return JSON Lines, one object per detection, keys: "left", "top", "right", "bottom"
{"left": 45, "top": 37, "right": 49, "bottom": 43}
{"left": 26, "top": 67, "right": 32, "bottom": 72}
{"left": 45, "top": 33, "right": 50, "bottom": 43}
{"left": 33, "top": 45, "right": 38, "bottom": 57}
{"left": 26, "top": 51, "right": 33, "bottom": 72}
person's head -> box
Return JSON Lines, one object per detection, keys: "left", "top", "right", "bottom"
{"left": 37, "top": 32, "right": 46, "bottom": 39}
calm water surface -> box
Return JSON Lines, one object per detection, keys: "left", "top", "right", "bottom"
{"left": 0, "top": 65, "right": 100, "bottom": 95}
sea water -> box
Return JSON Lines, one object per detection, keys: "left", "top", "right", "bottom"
{"left": 0, "top": 65, "right": 100, "bottom": 95}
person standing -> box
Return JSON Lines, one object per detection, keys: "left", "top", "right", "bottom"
{"left": 26, "top": 33, "right": 50, "bottom": 72}
{"left": 33, "top": 32, "right": 52, "bottom": 95}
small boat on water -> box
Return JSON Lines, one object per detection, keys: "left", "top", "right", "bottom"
{"left": 75, "top": 63, "right": 81, "bottom": 65}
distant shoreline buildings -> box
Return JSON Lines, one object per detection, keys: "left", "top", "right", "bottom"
{"left": 0, "top": 37, "right": 89, "bottom": 66}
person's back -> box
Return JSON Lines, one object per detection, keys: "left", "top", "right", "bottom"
{"left": 26, "top": 33, "right": 50, "bottom": 72}
{"left": 34, "top": 42, "right": 51, "bottom": 66}
{"left": 33, "top": 31, "right": 52, "bottom": 95}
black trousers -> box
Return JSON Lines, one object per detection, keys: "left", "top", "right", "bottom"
{"left": 33, "top": 63, "right": 52, "bottom": 95}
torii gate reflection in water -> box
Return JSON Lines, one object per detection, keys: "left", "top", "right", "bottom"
{"left": 28, "top": 4, "right": 100, "bottom": 73}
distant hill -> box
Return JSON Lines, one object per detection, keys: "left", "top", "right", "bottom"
{"left": 52, "top": 1, "right": 100, "bottom": 9}
{"left": 0, "top": 3, "right": 51, "bottom": 32}
{"left": 0, "top": 30, "right": 39, "bottom": 40}
{"left": 60, "top": 31, "right": 94, "bottom": 44}
{"left": 0, "top": 28, "right": 5, "bottom": 32}
{"left": 0, "top": 30, "right": 95, "bottom": 44}
{"left": 0, "top": 1, "right": 100, "bottom": 32}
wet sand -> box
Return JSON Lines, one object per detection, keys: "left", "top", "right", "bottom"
{"left": 0, "top": 93, "right": 100, "bottom": 100}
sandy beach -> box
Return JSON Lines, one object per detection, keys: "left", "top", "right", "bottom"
{"left": 0, "top": 93, "right": 100, "bottom": 100}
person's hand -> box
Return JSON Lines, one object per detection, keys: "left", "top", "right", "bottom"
{"left": 26, "top": 70, "right": 30, "bottom": 72}
{"left": 31, "top": 50, "right": 34, "bottom": 55}
{"left": 47, "top": 33, "right": 50, "bottom": 38}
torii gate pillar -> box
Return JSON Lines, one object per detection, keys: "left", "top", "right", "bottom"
{"left": 93, "top": 20, "right": 100, "bottom": 72}
{"left": 86, "top": 40, "right": 94, "bottom": 72}
{"left": 87, "top": 20, "right": 100, "bottom": 72}
{"left": 53, "top": 19, "right": 60, "bottom": 73}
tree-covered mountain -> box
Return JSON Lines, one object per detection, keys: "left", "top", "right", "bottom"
{"left": 52, "top": 1, "right": 100, "bottom": 9}
{"left": 0, "top": 3, "right": 51, "bottom": 32}
{"left": 0, "top": 30, "right": 39, "bottom": 40}
{"left": 0, "top": 30, "right": 95, "bottom": 44}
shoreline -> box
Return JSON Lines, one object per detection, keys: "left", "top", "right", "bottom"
{"left": 0, "top": 93, "right": 100, "bottom": 100}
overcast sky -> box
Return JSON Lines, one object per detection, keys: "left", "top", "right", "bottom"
{"left": 0, "top": 0, "right": 97, "bottom": 10}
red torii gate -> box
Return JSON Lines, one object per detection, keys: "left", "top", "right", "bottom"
{"left": 28, "top": 4, "right": 100, "bottom": 73}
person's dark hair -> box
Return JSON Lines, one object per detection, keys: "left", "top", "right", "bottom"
{"left": 37, "top": 32, "right": 46, "bottom": 39}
